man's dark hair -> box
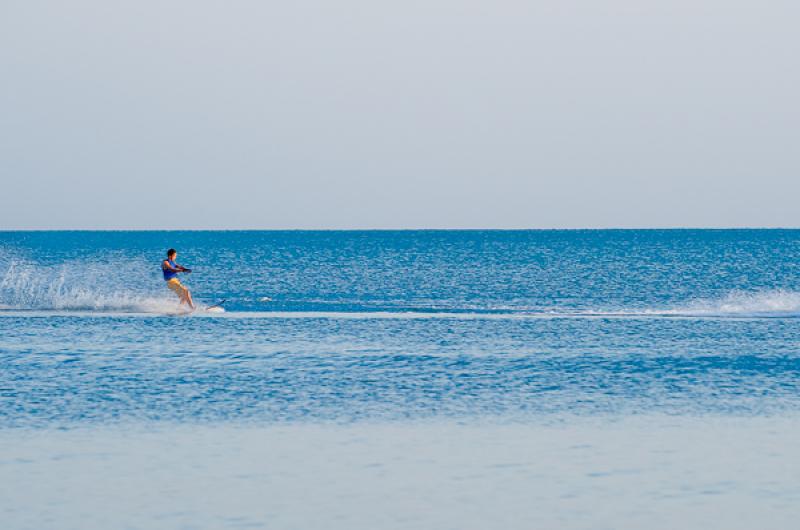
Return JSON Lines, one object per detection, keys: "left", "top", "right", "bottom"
{"left": 167, "top": 248, "right": 177, "bottom": 258}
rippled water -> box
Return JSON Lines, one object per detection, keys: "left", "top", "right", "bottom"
{"left": 2, "top": 314, "right": 800, "bottom": 427}
{"left": 2, "top": 231, "right": 800, "bottom": 529}
{"left": 3, "top": 229, "right": 800, "bottom": 315}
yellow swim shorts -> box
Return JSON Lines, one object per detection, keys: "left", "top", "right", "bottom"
{"left": 166, "top": 278, "right": 189, "bottom": 297}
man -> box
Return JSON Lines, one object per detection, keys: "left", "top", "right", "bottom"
{"left": 162, "top": 248, "right": 194, "bottom": 309}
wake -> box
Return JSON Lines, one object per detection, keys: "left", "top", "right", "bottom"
{"left": 0, "top": 254, "right": 177, "bottom": 313}
{"left": 647, "top": 290, "right": 800, "bottom": 318}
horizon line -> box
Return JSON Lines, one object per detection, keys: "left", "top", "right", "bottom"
{"left": 3, "top": 227, "right": 800, "bottom": 232}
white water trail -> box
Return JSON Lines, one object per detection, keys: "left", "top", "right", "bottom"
{"left": 0, "top": 252, "right": 178, "bottom": 313}
{"left": 651, "top": 289, "right": 800, "bottom": 318}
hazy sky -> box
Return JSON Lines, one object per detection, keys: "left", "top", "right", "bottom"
{"left": 1, "top": 0, "right": 798, "bottom": 229}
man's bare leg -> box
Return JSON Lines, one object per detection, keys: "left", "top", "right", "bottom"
{"left": 184, "top": 290, "right": 195, "bottom": 310}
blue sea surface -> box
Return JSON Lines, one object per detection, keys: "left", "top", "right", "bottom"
{"left": 2, "top": 230, "right": 800, "bottom": 529}
{"left": 4, "top": 229, "right": 800, "bottom": 315}
{"left": 2, "top": 230, "right": 800, "bottom": 426}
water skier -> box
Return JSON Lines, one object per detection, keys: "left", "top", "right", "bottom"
{"left": 162, "top": 248, "right": 194, "bottom": 310}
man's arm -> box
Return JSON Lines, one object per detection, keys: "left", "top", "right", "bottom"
{"left": 163, "top": 259, "right": 191, "bottom": 273}
{"left": 163, "top": 260, "right": 181, "bottom": 272}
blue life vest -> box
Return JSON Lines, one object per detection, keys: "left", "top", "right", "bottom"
{"left": 162, "top": 259, "right": 178, "bottom": 281}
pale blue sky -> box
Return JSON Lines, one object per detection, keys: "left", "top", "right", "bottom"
{"left": 1, "top": 0, "right": 798, "bottom": 229}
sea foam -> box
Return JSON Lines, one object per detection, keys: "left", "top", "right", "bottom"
{"left": 657, "top": 289, "right": 800, "bottom": 318}
{"left": 0, "top": 253, "right": 177, "bottom": 313}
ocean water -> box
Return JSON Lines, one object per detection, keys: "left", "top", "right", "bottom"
{"left": 2, "top": 230, "right": 800, "bottom": 529}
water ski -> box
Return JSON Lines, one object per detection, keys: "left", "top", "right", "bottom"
{"left": 205, "top": 299, "right": 227, "bottom": 312}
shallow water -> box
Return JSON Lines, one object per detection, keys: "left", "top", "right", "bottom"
{"left": 2, "top": 230, "right": 800, "bottom": 528}
{"left": 2, "top": 418, "right": 799, "bottom": 530}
